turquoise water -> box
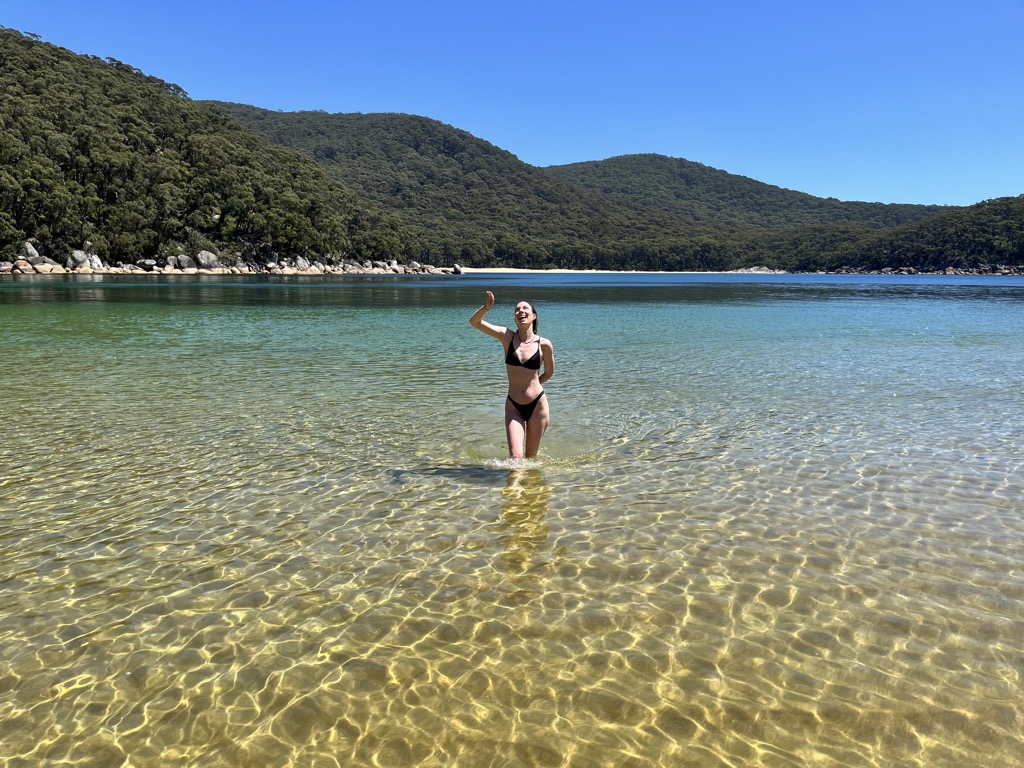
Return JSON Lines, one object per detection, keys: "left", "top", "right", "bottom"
{"left": 1, "top": 272, "right": 1023, "bottom": 767}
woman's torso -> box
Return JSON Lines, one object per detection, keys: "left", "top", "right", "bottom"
{"left": 504, "top": 330, "right": 544, "bottom": 402}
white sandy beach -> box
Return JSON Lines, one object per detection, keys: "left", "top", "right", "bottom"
{"left": 459, "top": 267, "right": 756, "bottom": 275}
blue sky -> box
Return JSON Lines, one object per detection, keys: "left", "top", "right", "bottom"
{"left": 4, "top": 0, "right": 1022, "bottom": 205}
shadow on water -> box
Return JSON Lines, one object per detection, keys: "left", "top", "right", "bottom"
{"left": 388, "top": 464, "right": 507, "bottom": 486}
{"left": 387, "top": 459, "right": 549, "bottom": 487}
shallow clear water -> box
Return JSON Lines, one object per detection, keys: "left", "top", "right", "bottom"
{"left": 1, "top": 272, "right": 1023, "bottom": 767}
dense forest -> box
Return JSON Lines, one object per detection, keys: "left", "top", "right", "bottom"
{"left": 3, "top": 27, "right": 1023, "bottom": 272}
{"left": 545, "top": 154, "right": 946, "bottom": 229}
{"left": 208, "top": 103, "right": 954, "bottom": 269}
{"left": 0, "top": 27, "right": 410, "bottom": 266}
{"left": 204, "top": 104, "right": 707, "bottom": 266}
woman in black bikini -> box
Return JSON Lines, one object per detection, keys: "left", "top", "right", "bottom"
{"left": 470, "top": 291, "right": 554, "bottom": 459}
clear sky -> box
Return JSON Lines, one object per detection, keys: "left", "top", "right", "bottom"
{"left": 4, "top": 0, "right": 1022, "bottom": 206}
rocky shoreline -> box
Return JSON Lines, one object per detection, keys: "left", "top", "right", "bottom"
{"left": 721, "top": 265, "right": 1024, "bottom": 276}
{"left": 2, "top": 243, "right": 1022, "bottom": 278}
{"left": 1, "top": 245, "right": 458, "bottom": 277}
{"left": 816, "top": 265, "right": 1024, "bottom": 276}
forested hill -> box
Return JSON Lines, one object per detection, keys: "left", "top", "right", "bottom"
{"left": 208, "top": 102, "right": 946, "bottom": 253}
{"left": 212, "top": 102, "right": 1024, "bottom": 273}
{"left": 545, "top": 154, "right": 947, "bottom": 229}
{"left": 826, "top": 195, "right": 1024, "bottom": 272}
{"left": 0, "top": 27, "right": 409, "bottom": 264}
{"left": 205, "top": 103, "right": 697, "bottom": 264}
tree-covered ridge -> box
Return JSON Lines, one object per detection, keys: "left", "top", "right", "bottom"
{"left": 205, "top": 103, "right": 706, "bottom": 265}
{"left": 544, "top": 154, "right": 948, "bottom": 229}
{"left": 209, "top": 100, "right": 1024, "bottom": 270}
{"left": 212, "top": 102, "right": 1019, "bottom": 273}
{"left": 203, "top": 100, "right": 1024, "bottom": 272}
{"left": 831, "top": 195, "right": 1024, "bottom": 271}
{"left": 0, "top": 27, "right": 409, "bottom": 264}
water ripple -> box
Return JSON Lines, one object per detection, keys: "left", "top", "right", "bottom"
{"left": 2, "top": 276, "right": 1024, "bottom": 766}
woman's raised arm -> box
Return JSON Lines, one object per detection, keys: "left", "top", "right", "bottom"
{"left": 470, "top": 290, "right": 508, "bottom": 341}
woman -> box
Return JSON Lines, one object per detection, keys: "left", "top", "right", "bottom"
{"left": 470, "top": 291, "right": 554, "bottom": 459}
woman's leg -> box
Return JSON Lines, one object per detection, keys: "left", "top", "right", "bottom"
{"left": 523, "top": 395, "right": 550, "bottom": 458}
{"left": 505, "top": 399, "right": 528, "bottom": 458}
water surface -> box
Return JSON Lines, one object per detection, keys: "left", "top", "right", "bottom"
{"left": 2, "top": 272, "right": 1022, "bottom": 767}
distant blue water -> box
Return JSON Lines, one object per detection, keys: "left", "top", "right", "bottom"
{"left": 2, "top": 271, "right": 1023, "bottom": 767}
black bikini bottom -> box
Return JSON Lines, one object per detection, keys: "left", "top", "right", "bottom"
{"left": 507, "top": 391, "right": 545, "bottom": 421}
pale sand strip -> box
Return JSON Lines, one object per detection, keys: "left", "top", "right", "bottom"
{"left": 459, "top": 267, "right": 732, "bottom": 274}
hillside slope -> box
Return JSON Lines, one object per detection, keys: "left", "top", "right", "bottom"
{"left": 545, "top": 154, "right": 946, "bottom": 229}
{"left": 0, "top": 28, "right": 408, "bottom": 264}
{"left": 206, "top": 103, "right": 701, "bottom": 264}
{"left": 833, "top": 194, "right": 1024, "bottom": 270}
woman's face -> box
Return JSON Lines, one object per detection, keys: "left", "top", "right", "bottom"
{"left": 514, "top": 302, "right": 536, "bottom": 326}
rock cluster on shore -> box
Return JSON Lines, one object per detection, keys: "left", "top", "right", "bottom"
{"left": 826, "top": 264, "right": 1024, "bottom": 276}
{"left": 730, "top": 264, "right": 1024, "bottom": 276}
{"left": 0, "top": 243, "right": 460, "bottom": 277}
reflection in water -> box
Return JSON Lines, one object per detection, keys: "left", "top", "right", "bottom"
{"left": 498, "top": 468, "right": 551, "bottom": 571}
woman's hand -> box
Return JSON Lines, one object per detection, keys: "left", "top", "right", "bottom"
{"left": 470, "top": 290, "right": 507, "bottom": 340}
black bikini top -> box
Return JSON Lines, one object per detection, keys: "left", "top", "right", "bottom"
{"left": 505, "top": 331, "right": 542, "bottom": 369}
